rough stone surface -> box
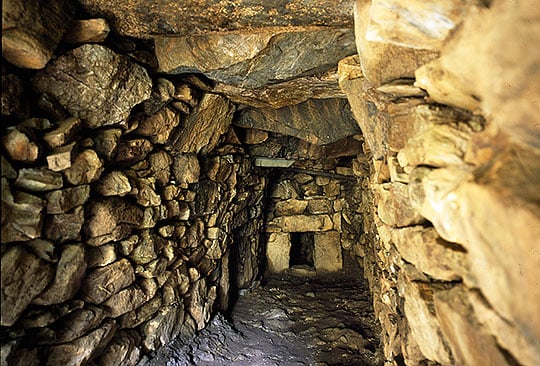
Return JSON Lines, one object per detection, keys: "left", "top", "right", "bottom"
{"left": 271, "top": 215, "right": 334, "bottom": 233}
{"left": 63, "top": 18, "right": 110, "bottom": 44}
{"left": 79, "top": 259, "right": 136, "bottom": 304}
{"left": 64, "top": 149, "right": 104, "bottom": 185}
{"left": 1, "top": 246, "right": 53, "bottom": 326}
{"left": 375, "top": 182, "right": 424, "bottom": 228}
{"left": 44, "top": 206, "right": 85, "bottom": 243}
{"left": 135, "top": 107, "right": 180, "bottom": 144}
{"left": 78, "top": 0, "right": 354, "bottom": 38}
{"left": 2, "top": 0, "right": 72, "bottom": 69}
{"left": 15, "top": 167, "right": 63, "bottom": 192}
{"left": 2, "top": 127, "right": 39, "bottom": 162}
{"left": 236, "top": 98, "right": 360, "bottom": 145}
{"left": 32, "top": 44, "right": 152, "bottom": 128}
{"left": 314, "top": 231, "right": 343, "bottom": 272}
{"left": 156, "top": 28, "right": 356, "bottom": 89}
{"left": 266, "top": 233, "right": 291, "bottom": 273}
{"left": 43, "top": 117, "right": 82, "bottom": 149}
{"left": 102, "top": 279, "right": 158, "bottom": 318}
{"left": 171, "top": 94, "right": 235, "bottom": 155}
{"left": 45, "top": 185, "right": 90, "bottom": 214}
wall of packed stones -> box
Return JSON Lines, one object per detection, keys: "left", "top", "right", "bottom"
{"left": 1, "top": 36, "right": 270, "bottom": 366}
{"left": 338, "top": 1, "right": 540, "bottom": 365}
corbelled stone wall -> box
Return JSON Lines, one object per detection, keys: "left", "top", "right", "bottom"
{"left": 340, "top": 1, "right": 540, "bottom": 365}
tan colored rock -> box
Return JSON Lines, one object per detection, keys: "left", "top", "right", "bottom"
{"left": 401, "top": 280, "right": 452, "bottom": 364}
{"left": 84, "top": 197, "right": 143, "bottom": 241}
{"left": 96, "top": 330, "right": 141, "bottom": 366}
{"left": 375, "top": 182, "right": 424, "bottom": 228}
{"left": 314, "top": 231, "right": 343, "bottom": 272}
{"left": 63, "top": 18, "right": 110, "bottom": 44}
{"left": 266, "top": 233, "right": 291, "bottom": 273}
{"left": 274, "top": 214, "right": 334, "bottom": 233}
{"left": 87, "top": 244, "right": 116, "bottom": 268}
{"left": 102, "top": 279, "right": 158, "bottom": 318}
{"left": 114, "top": 138, "right": 153, "bottom": 167}
{"left": 46, "top": 185, "right": 90, "bottom": 214}
{"left": 15, "top": 167, "right": 63, "bottom": 192}
{"left": 119, "top": 297, "right": 162, "bottom": 329}
{"left": 354, "top": 0, "right": 437, "bottom": 85}
{"left": 43, "top": 117, "right": 82, "bottom": 149}
{"left": 27, "top": 239, "right": 56, "bottom": 263}
{"left": 434, "top": 286, "right": 508, "bottom": 366}
{"left": 44, "top": 205, "right": 85, "bottom": 243}
{"left": 147, "top": 151, "right": 172, "bottom": 185}
{"left": 96, "top": 171, "right": 132, "bottom": 197}
{"left": 2, "top": 127, "right": 39, "bottom": 162}
{"left": 33, "top": 244, "right": 86, "bottom": 305}
{"left": 469, "top": 291, "right": 540, "bottom": 366}
{"left": 367, "top": 0, "right": 476, "bottom": 50}
{"left": 172, "top": 154, "right": 200, "bottom": 184}
{"left": 93, "top": 128, "right": 122, "bottom": 160}
{"left": 1, "top": 246, "right": 53, "bottom": 326}
{"left": 2, "top": 0, "right": 72, "bottom": 69}
{"left": 187, "top": 279, "right": 216, "bottom": 331}
{"left": 271, "top": 180, "right": 299, "bottom": 200}
{"left": 46, "top": 320, "right": 117, "bottom": 366}
{"left": 129, "top": 230, "right": 164, "bottom": 265}
{"left": 275, "top": 199, "right": 308, "bottom": 216}
{"left": 135, "top": 107, "right": 180, "bottom": 144}
{"left": 171, "top": 93, "right": 235, "bottom": 155}
{"left": 47, "top": 143, "right": 76, "bottom": 172}
{"left": 64, "top": 149, "right": 104, "bottom": 185}
{"left": 1, "top": 178, "right": 45, "bottom": 243}
{"left": 80, "top": 259, "right": 135, "bottom": 304}
{"left": 1, "top": 155, "right": 17, "bottom": 179}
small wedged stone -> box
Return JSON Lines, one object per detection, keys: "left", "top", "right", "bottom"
{"left": 43, "top": 117, "right": 82, "bottom": 149}
{"left": 1, "top": 246, "right": 54, "bottom": 326}
{"left": 79, "top": 259, "right": 135, "bottom": 304}
{"left": 15, "top": 167, "right": 63, "bottom": 192}
{"left": 45, "top": 185, "right": 90, "bottom": 214}
{"left": 2, "top": 127, "right": 40, "bottom": 162}
{"left": 129, "top": 230, "right": 166, "bottom": 265}
{"left": 33, "top": 244, "right": 86, "bottom": 305}
{"left": 32, "top": 44, "right": 152, "bottom": 128}
{"left": 63, "top": 18, "right": 110, "bottom": 44}
{"left": 64, "top": 149, "right": 104, "bottom": 185}
{"left": 134, "top": 178, "right": 161, "bottom": 207}
{"left": 115, "top": 138, "right": 153, "bottom": 167}
{"left": 171, "top": 93, "right": 235, "bottom": 155}
{"left": 142, "top": 78, "right": 175, "bottom": 115}
{"left": 47, "top": 142, "right": 76, "bottom": 172}
{"left": 27, "top": 239, "right": 56, "bottom": 263}
{"left": 2, "top": 0, "right": 73, "bottom": 69}
{"left": 44, "top": 206, "right": 85, "bottom": 243}
{"left": 46, "top": 320, "right": 117, "bottom": 366}
{"left": 1, "top": 178, "right": 45, "bottom": 243}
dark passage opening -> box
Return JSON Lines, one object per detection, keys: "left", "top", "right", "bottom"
{"left": 289, "top": 232, "right": 314, "bottom": 267}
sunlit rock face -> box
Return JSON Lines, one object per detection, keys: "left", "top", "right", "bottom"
{"left": 1, "top": 0, "right": 539, "bottom": 365}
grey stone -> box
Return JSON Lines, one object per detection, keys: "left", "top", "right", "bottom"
{"left": 235, "top": 99, "right": 359, "bottom": 145}
{"left": 15, "top": 167, "right": 63, "bottom": 192}
{"left": 1, "top": 246, "right": 53, "bottom": 326}
{"left": 32, "top": 44, "right": 151, "bottom": 128}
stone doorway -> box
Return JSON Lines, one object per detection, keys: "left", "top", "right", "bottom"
{"left": 289, "top": 232, "right": 314, "bottom": 268}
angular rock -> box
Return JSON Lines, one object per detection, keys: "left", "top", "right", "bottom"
{"left": 266, "top": 233, "right": 291, "bottom": 273}
{"left": 77, "top": 0, "right": 353, "bottom": 38}
{"left": 119, "top": 297, "right": 162, "bottom": 329}
{"left": 43, "top": 117, "right": 82, "bottom": 149}
{"left": 102, "top": 279, "right": 158, "bottom": 318}
{"left": 401, "top": 280, "right": 453, "bottom": 364}
{"left": 135, "top": 107, "right": 180, "bottom": 144}
{"left": 147, "top": 151, "right": 172, "bottom": 185}
{"left": 46, "top": 185, "right": 90, "bottom": 214}
{"left": 64, "top": 149, "right": 104, "bottom": 185}
{"left": 33, "top": 244, "right": 86, "bottom": 306}
{"left": 186, "top": 279, "right": 216, "bottom": 331}
{"left": 242, "top": 128, "right": 269, "bottom": 145}
{"left": 27, "top": 239, "right": 56, "bottom": 263}
{"left": 367, "top": 0, "right": 476, "bottom": 50}
{"left": 375, "top": 182, "right": 424, "bottom": 228}
{"left": 271, "top": 214, "right": 333, "bottom": 233}
{"left": 114, "top": 139, "right": 153, "bottom": 167}
{"left": 314, "top": 231, "right": 343, "bottom": 272}
{"left": 84, "top": 197, "right": 143, "bottom": 241}
{"left": 143, "top": 78, "right": 175, "bottom": 115}
{"left": 15, "top": 167, "right": 63, "bottom": 192}
{"left": 93, "top": 128, "right": 122, "bottom": 160}
{"left": 44, "top": 206, "right": 85, "bottom": 243}
{"left": 275, "top": 199, "right": 308, "bottom": 216}
{"left": 156, "top": 28, "right": 355, "bottom": 89}
{"left": 130, "top": 230, "right": 165, "bottom": 265}
{"left": 32, "top": 44, "right": 152, "bottom": 128}
{"left": 236, "top": 98, "right": 359, "bottom": 145}
{"left": 2, "top": 127, "right": 39, "bottom": 162}
{"left": 1, "top": 246, "right": 53, "bottom": 326}
{"left": 1, "top": 178, "right": 45, "bottom": 243}
{"left": 87, "top": 244, "right": 117, "bottom": 268}
{"left": 37, "top": 306, "right": 106, "bottom": 345}
{"left": 214, "top": 70, "right": 346, "bottom": 109}
{"left": 434, "top": 286, "right": 508, "bottom": 365}
{"left": 171, "top": 94, "right": 234, "bottom": 155}
{"left": 96, "top": 330, "right": 141, "bottom": 366}
{"left": 354, "top": 0, "right": 437, "bottom": 85}
{"left": 46, "top": 143, "right": 76, "bottom": 172}
{"left": 80, "top": 259, "right": 135, "bottom": 304}
{"left": 2, "top": 0, "right": 73, "bottom": 69}
{"left": 95, "top": 171, "right": 132, "bottom": 197}
{"left": 134, "top": 178, "right": 161, "bottom": 207}
{"left": 46, "top": 320, "right": 117, "bottom": 366}
{"left": 63, "top": 18, "right": 110, "bottom": 44}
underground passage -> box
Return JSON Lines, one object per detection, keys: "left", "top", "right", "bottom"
{"left": 1, "top": 0, "right": 539, "bottom": 365}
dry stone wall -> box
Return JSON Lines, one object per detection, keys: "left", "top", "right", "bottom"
{"left": 1, "top": 23, "right": 270, "bottom": 366}
{"left": 342, "top": 1, "right": 540, "bottom": 365}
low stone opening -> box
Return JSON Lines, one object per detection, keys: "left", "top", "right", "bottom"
{"left": 289, "top": 232, "right": 314, "bottom": 268}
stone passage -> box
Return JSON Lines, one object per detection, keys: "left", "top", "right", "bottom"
{"left": 2, "top": 0, "right": 539, "bottom": 365}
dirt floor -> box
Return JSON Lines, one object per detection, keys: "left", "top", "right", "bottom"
{"left": 145, "top": 262, "right": 383, "bottom": 366}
